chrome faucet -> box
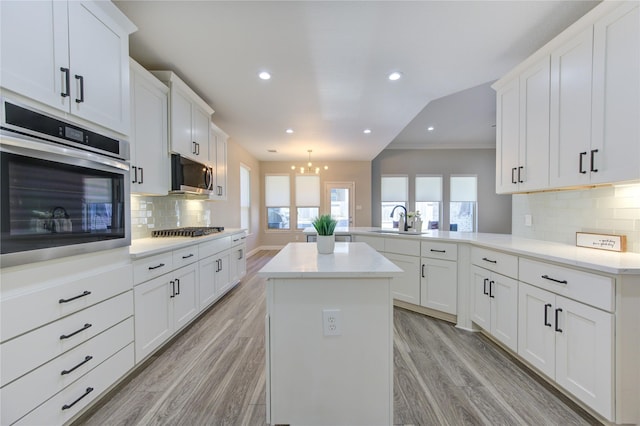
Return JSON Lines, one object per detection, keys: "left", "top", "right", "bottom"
{"left": 390, "top": 205, "right": 408, "bottom": 231}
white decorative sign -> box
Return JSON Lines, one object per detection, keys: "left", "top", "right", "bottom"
{"left": 576, "top": 232, "right": 626, "bottom": 252}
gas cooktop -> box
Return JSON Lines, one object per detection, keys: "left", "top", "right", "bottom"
{"left": 151, "top": 227, "right": 224, "bottom": 238}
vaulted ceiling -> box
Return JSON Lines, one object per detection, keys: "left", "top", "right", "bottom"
{"left": 115, "top": 1, "right": 599, "bottom": 162}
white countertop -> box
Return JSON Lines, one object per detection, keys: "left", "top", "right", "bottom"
{"left": 258, "top": 242, "right": 403, "bottom": 279}
{"left": 317, "top": 227, "right": 640, "bottom": 275}
{"left": 129, "top": 228, "right": 244, "bottom": 259}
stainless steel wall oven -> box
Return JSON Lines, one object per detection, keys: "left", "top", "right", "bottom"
{"left": 0, "top": 98, "right": 130, "bottom": 267}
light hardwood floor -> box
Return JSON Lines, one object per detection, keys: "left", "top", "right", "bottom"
{"left": 76, "top": 250, "right": 600, "bottom": 426}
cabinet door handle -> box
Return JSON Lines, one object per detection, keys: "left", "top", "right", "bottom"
{"left": 175, "top": 278, "right": 180, "bottom": 295}
{"left": 489, "top": 280, "right": 495, "bottom": 298}
{"left": 170, "top": 280, "right": 176, "bottom": 298}
{"left": 482, "top": 257, "right": 497, "bottom": 264}
{"left": 132, "top": 165, "right": 138, "bottom": 183}
{"left": 518, "top": 166, "right": 524, "bottom": 183}
{"left": 238, "top": 249, "right": 244, "bottom": 260}
{"left": 430, "top": 249, "right": 446, "bottom": 253}
{"left": 59, "top": 290, "right": 91, "bottom": 304}
{"left": 543, "top": 303, "right": 552, "bottom": 327}
{"left": 192, "top": 141, "right": 198, "bottom": 154}
{"left": 421, "top": 264, "right": 425, "bottom": 278}
{"left": 554, "top": 308, "right": 563, "bottom": 332}
{"left": 148, "top": 263, "right": 165, "bottom": 270}
{"left": 61, "top": 355, "right": 93, "bottom": 375}
{"left": 579, "top": 152, "right": 587, "bottom": 174}
{"left": 483, "top": 278, "right": 489, "bottom": 295}
{"left": 196, "top": 143, "right": 200, "bottom": 155}
{"left": 61, "top": 387, "right": 94, "bottom": 411}
{"left": 60, "top": 323, "right": 92, "bottom": 340}
{"left": 511, "top": 167, "right": 517, "bottom": 184}
{"left": 218, "top": 185, "right": 223, "bottom": 196}
{"left": 590, "top": 149, "right": 598, "bottom": 172}
{"left": 60, "top": 67, "right": 70, "bottom": 97}
{"left": 139, "top": 167, "right": 144, "bottom": 184}
{"left": 75, "top": 74, "right": 84, "bottom": 103}
{"left": 541, "top": 274, "right": 568, "bottom": 285}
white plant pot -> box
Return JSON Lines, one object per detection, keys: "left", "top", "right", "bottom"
{"left": 316, "top": 235, "right": 335, "bottom": 254}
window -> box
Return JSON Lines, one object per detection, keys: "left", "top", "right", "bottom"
{"left": 381, "top": 176, "right": 407, "bottom": 229}
{"left": 265, "top": 175, "right": 290, "bottom": 230}
{"left": 450, "top": 175, "right": 477, "bottom": 232}
{"left": 295, "top": 175, "right": 320, "bottom": 229}
{"left": 240, "top": 164, "right": 250, "bottom": 231}
{"left": 415, "top": 175, "right": 442, "bottom": 230}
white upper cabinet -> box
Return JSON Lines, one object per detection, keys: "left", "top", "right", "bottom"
{"left": 495, "top": 1, "right": 640, "bottom": 192}
{"left": 590, "top": 2, "right": 640, "bottom": 185}
{"left": 0, "top": 1, "right": 136, "bottom": 135}
{"left": 495, "top": 57, "right": 550, "bottom": 194}
{"left": 130, "top": 59, "right": 169, "bottom": 195}
{"left": 151, "top": 71, "right": 214, "bottom": 162}
{"left": 208, "top": 122, "right": 228, "bottom": 200}
{"left": 549, "top": 27, "right": 594, "bottom": 188}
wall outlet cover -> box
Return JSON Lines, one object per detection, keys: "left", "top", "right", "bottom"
{"left": 322, "top": 309, "right": 342, "bottom": 336}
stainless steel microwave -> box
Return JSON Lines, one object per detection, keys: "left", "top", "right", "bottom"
{"left": 170, "top": 154, "right": 214, "bottom": 195}
{"left": 0, "top": 98, "right": 131, "bottom": 267}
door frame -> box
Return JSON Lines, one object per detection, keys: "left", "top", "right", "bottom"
{"left": 324, "top": 181, "right": 355, "bottom": 227}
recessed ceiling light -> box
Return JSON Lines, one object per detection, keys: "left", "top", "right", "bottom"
{"left": 388, "top": 71, "right": 402, "bottom": 81}
{"left": 267, "top": 149, "right": 277, "bottom": 153}
{"left": 363, "top": 129, "right": 372, "bottom": 134}
{"left": 427, "top": 126, "right": 435, "bottom": 132}
{"left": 259, "top": 71, "right": 271, "bottom": 80}
{"left": 285, "top": 128, "right": 294, "bottom": 134}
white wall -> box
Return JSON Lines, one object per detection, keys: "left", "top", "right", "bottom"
{"left": 512, "top": 183, "right": 640, "bottom": 253}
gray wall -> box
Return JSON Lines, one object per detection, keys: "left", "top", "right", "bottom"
{"left": 372, "top": 148, "right": 511, "bottom": 234}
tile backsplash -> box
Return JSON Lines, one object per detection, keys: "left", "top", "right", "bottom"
{"left": 131, "top": 195, "right": 212, "bottom": 239}
{"left": 512, "top": 183, "right": 640, "bottom": 254}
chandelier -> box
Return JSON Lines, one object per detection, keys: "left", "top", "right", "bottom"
{"left": 291, "top": 150, "right": 328, "bottom": 174}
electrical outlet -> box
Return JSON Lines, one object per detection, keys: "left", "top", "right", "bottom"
{"left": 525, "top": 214, "right": 533, "bottom": 227}
{"left": 322, "top": 309, "right": 342, "bottom": 336}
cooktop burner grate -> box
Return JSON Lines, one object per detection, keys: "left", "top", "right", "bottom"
{"left": 151, "top": 226, "right": 224, "bottom": 238}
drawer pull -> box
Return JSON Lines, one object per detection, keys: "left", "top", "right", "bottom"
{"left": 182, "top": 254, "right": 194, "bottom": 259}
{"left": 541, "top": 275, "right": 568, "bottom": 285}
{"left": 59, "top": 290, "right": 91, "bottom": 304}
{"left": 60, "top": 323, "right": 92, "bottom": 340}
{"left": 483, "top": 278, "right": 489, "bottom": 295}
{"left": 482, "top": 257, "right": 497, "bottom": 264}
{"left": 61, "top": 355, "right": 93, "bottom": 375}
{"left": 543, "top": 304, "right": 552, "bottom": 327}
{"left": 148, "top": 263, "right": 166, "bottom": 270}
{"left": 555, "top": 308, "right": 563, "bottom": 333}
{"left": 61, "top": 387, "right": 94, "bottom": 411}
{"left": 489, "top": 280, "right": 495, "bottom": 298}
{"left": 430, "top": 249, "right": 446, "bottom": 253}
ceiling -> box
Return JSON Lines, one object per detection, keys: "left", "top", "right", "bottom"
{"left": 115, "top": 1, "right": 599, "bottom": 162}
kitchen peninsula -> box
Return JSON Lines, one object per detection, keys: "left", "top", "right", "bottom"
{"left": 258, "top": 242, "right": 402, "bottom": 425}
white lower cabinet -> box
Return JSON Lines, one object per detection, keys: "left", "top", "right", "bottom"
{"left": 134, "top": 262, "right": 198, "bottom": 363}
{"left": 420, "top": 241, "right": 458, "bottom": 315}
{"left": 198, "top": 235, "right": 236, "bottom": 310}
{"left": 518, "top": 279, "right": 614, "bottom": 419}
{"left": 385, "top": 252, "right": 420, "bottom": 304}
{"left": 471, "top": 265, "right": 518, "bottom": 352}
{"left": 230, "top": 232, "right": 247, "bottom": 284}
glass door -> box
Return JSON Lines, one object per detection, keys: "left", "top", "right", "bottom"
{"left": 324, "top": 182, "right": 354, "bottom": 228}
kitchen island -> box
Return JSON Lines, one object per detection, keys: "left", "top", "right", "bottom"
{"left": 258, "top": 242, "right": 402, "bottom": 426}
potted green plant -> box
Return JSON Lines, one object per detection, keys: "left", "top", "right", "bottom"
{"left": 312, "top": 214, "right": 337, "bottom": 254}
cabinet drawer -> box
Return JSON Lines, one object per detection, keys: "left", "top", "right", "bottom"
{"left": 471, "top": 247, "right": 518, "bottom": 278}
{"left": 1, "top": 264, "right": 132, "bottom": 343}
{"left": 133, "top": 252, "right": 173, "bottom": 285}
{"left": 199, "top": 236, "right": 231, "bottom": 258}
{"left": 173, "top": 246, "right": 199, "bottom": 268}
{"left": 14, "top": 343, "right": 134, "bottom": 426}
{"left": 421, "top": 241, "right": 458, "bottom": 261}
{"left": 1, "top": 318, "right": 133, "bottom": 425}
{"left": 519, "top": 258, "right": 614, "bottom": 312}
{"left": 354, "top": 235, "right": 384, "bottom": 252}
{"left": 231, "top": 231, "right": 247, "bottom": 247}
{"left": 384, "top": 237, "right": 420, "bottom": 256}
{"left": 1, "top": 291, "right": 133, "bottom": 387}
